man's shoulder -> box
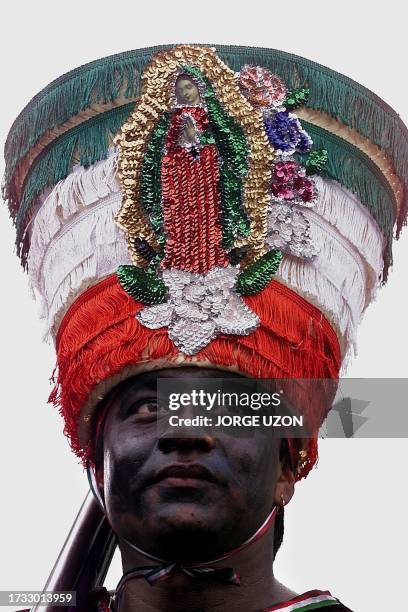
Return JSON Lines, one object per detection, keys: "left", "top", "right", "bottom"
{"left": 265, "top": 589, "right": 354, "bottom": 611}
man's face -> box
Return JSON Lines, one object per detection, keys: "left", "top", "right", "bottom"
{"left": 98, "top": 368, "right": 283, "bottom": 562}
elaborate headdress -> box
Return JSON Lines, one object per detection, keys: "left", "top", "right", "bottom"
{"left": 4, "top": 45, "right": 407, "bottom": 479}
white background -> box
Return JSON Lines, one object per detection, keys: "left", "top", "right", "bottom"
{"left": 0, "top": 2, "right": 407, "bottom": 611}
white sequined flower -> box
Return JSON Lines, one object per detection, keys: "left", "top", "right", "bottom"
{"left": 137, "top": 266, "right": 259, "bottom": 354}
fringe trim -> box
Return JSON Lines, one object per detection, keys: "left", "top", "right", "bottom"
{"left": 305, "top": 208, "right": 372, "bottom": 306}
{"left": 28, "top": 150, "right": 119, "bottom": 260}
{"left": 4, "top": 45, "right": 408, "bottom": 237}
{"left": 11, "top": 105, "right": 133, "bottom": 263}
{"left": 300, "top": 121, "right": 396, "bottom": 279}
{"left": 313, "top": 176, "right": 385, "bottom": 279}
{"left": 50, "top": 275, "right": 340, "bottom": 481}
{"left": 298, "top": 107, "right": 404, "bottom": 214}
{"left": 28, "top": 188, "right": 131, "bottom": 337}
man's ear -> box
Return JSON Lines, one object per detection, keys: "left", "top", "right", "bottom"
{"left": 93, "top": 422, "right": 106, "bottom": 501}
{"left": 95, "top": 465, "right": 104, "bottom": 495}
{"left": 273, "top": 459, "right": 295, "bottom": 508}
{"left": 87, "top": 461, "right": 106, "bottom": 511}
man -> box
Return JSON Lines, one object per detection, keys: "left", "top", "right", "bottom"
{"left": 4, "top": 44, "right": 406, "bottom": 610}
{"left": 86, "top": 367, "right": 351, "bottom": 611}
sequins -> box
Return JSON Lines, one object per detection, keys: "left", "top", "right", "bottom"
{"left": 266, "top": 204, "right": 319, "bottom": 259}
{"left": 117, "top": 265, "right": 167, "bottom": 304}
{"left": 137, "top": 267, "right": 259, "bottom": 354}
{"left": 267, "top": 156, "right": 319, "bottom": 259}
{"left": 271, "top": 160, "right": 316, "bottom": 205}
{"left": 236, "top": 250, "right": 283, "bottom": 296}
{"left": 239, "top": 65, "right": 287, "bottom": 109}
{"left": 264, "top": 109, "right": 312, "bottom": 156}
{"left": 303, "top": 148, "right": 328, "bottom": 174}
{"left": 284, "top": 87, "right": 310, "bottom": 111}
{"left": 160, "top": 107, "right": 231, "bottom": 273}
{"left": 115, "top": 46, "right": 274, "bottom": 268}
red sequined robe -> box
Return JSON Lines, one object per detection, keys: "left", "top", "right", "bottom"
{"left": 160, "top": 106, "right": 230, "bottom": 274}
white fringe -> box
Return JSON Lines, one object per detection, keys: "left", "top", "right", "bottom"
{"left": 47, "top": 240, "right": 132, "bottom": 337}
{"left": 306, "top": 208, "right": 369, "bottom": 308}
{"left": 28, "top": 190, "right": 131, "bottom": 337}
{"left": 28, "top": 148, "right": 119, "bottom": 273}
{"left": 313, "top": 176, "right": 385, "bottom": 281}
{"left": 275, "top": 211, "right": 369, "bottom": 355}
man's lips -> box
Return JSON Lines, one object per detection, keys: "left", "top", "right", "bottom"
{"left": 149, "top": 464, "right": 218, "bottom": 488}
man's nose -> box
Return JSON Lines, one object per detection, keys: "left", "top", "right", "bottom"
{"left": 158, "top": 432, "right": 216, "bottom": 454}
{"left": 157, "top": 394, "right": 216, "bottom": 454}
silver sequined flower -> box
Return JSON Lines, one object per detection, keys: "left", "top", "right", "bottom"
{"left": 137, "top": 266, "right": 259, "bottom": 355}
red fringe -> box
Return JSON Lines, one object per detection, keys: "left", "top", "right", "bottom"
{"left": 52, "top": 275, "right": 340, "bottom": 480}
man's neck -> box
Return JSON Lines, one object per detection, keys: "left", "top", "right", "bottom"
{"left": 116, "top": 531, "right": 296, "bottom": 612}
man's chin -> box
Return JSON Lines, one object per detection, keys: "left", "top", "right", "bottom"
{"left": 152, "top": 512, "right": 232, "bottom": 563}
{"left": 141, "top": 502, "right": 230, "bottom": 551}
{"left": 117, "top": 502, "right": 242, "bottom": 562}
{"left": 155, "top": 500, "right": 225, "bottom": 530}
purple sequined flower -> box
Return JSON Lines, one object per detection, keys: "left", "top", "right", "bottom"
{"left": 264, "top": 110, "right": 312, "bottom": 155}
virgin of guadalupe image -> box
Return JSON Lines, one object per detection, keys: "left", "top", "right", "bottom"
{"left": 160, "top": 73, "right": 231, "bottom": 273}
{"left": 132, "top": 68, "right": 261, "bottom": 353}
{"left": 140, "top": 69, "right": 253, "bottom": 274}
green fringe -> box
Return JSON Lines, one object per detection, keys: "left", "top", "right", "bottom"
{"left": 15, "top": 104, "right": 134, "bottom": 250}
{"left": 298, "top": 121, "right": 396, "bottom": 279}
{"left": 117, "top": 264, "right": 167, "bottom": 305}
{"left": 4, "top": 44, "right": 407, "bottom": 233}
{"left": 237, "top": 250, "right": 282, "bottom": 296}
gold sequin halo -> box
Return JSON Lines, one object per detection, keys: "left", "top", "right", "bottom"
{"left": 114, "top": 45, "right": 275, "bottom": 268}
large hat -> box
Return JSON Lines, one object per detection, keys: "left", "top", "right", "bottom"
{"left": 3, "top": 44, "right": 407, "bottom": 479}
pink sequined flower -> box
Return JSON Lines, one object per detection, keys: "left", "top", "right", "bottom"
{"left": 271, "top": 161, "right": 315, "bottom": 204}
{"left": 239, "top": 65, "right": 287, "bottom": 108}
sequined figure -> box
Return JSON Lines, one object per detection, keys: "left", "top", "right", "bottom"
{"left": 160, "top": 74, "right": 230, "bottom": 273}
{"left": 134, "top": 70, "right": 260, "bottom": 353}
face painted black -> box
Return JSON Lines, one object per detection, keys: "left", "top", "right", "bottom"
{"left": 97, "top": 367, "right": 285, "bottom": 563}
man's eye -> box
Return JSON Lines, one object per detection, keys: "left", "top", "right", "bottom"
{"left": 134, "top": 400, "right": 158, "bottom": 415}
{"left": 121, "top": 398, "right": 167, "bottom": 420}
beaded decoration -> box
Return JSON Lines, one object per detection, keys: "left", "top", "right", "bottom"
{"left": 115, "top": 46, "right": 322, "bottom": 353}
{"left": 239, "top": 65, "right": 320, "bottom": 260}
